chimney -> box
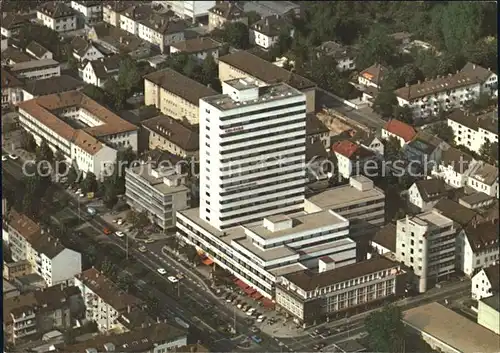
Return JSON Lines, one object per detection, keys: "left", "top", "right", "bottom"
{"left": 157, "top": 317, "right": 160, "bottom": 323}
{"left": 265, "top": 18, "right": 269, "bottom": 26}
{"left": 456, "top": 70, "right": 459, "bottom": 74}
{"left": 60, "top": 283, "right": 64, "bottom": 291}
{"left": 119, "top": 36, "right": 123, "bottom": 44}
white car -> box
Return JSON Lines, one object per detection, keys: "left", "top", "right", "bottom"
{"left": 75, "top": 188, "right": 81, "bottom": 194}
{"left": 115, "top": 231, "right": 125, "bottom": 237}
{"left": 157, "top": 268, "right": 167, "bottom": 275}
{"left": 8, "top": 154, "right": 19, "bottom": 160}
{"left": 167, "top": 276, "right": 179, "bottom": 283}
{"left": 117, "top": 218, "right": 124, "bottom": 225}
{"left": 2, "top": 155, "right": 7, "bottom": 161}
{"left": 247, "top": 309, "right": 255, "bottom": 316}
{"left": 79, "top": 192, "right": 85, "bottom": 197}
{"left": 257, "top": 316, "right": 265, "bottom": 323}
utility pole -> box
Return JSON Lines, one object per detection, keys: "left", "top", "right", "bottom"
{"left": 233, "top": 306, "right": 236, "bottom": 334}
{"left": 125, "top": 234, "right": 129, "bottom": 260}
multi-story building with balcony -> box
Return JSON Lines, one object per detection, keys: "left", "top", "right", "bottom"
{"left": 396, "top": 210, "right": 457, "bottom": 293}
{"left": 74, "top": 268, "right": 144, "bottom": 333}
{"left": 125, "top": 162, "right": 190, "bottom": 230}
{"left": 276, "top": 257, "right": 404, "bottom": 325}
{"left": 37, "top": 1, "right": 78, "bottom": 32}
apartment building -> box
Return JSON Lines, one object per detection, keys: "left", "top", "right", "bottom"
{"left": 276, "top": 257, "right": 403, "bottom": 325}
{"left": 315, "top": 41, "right": 356, "bottom": 72}
{"left": 250, "top": 15, "right": 293, "bottom": 50}
{"left": 3, "top": 285, "right": 81, "bottom": 345}
{"left": 396, "top": 211, "right": 457, "bottom": 293}
{"left": 37, "top": 1, "right": 78, "bottom": 32}
{"left": 218, "top": 50, "right": 316, "bottom": 113}
{"left": 144, "top": 68, "right": 218, "bottom": 125}
{"left": 331, "top": 140, "right": 377, "bottom": 179}
{"left": 431, "top": 146, "right": 477, "bottom": 189}
{"left": 164, "top": 1, "right": 215, "bottom": 23}
{"left": 56, "top": 322, "right": 188, "bottom": 353}
{"left": 10, "top": 59, "right": 61, "bottom": 80}
{"left": 74, "top": 268, "right": 144, "bottom": 333}
{"left": 403, "top": 131, "right": 447, "bottom": 174}
{"left": 447, "top": 109, "right": 498, "bottom": 154}
{"left": 170, "top": 37, "right": 222, "bottom": 62}
{"left": 472, "top": 264, "right": 499, "bottom": 300}
{"left": 394, "top": 63, "right": 497, "bottom": 118}
{"left": 305, "top": 176, "right": 385, "bottom": 239}
{"left": 6, "top": 209, "right": 82, "bottom": 287}
{"left": 70, "top": 0, "right": 102, "bottom": 25}
{"left": 80, "top": 55, "right": 121, "bottom": 88}
{"left": 125, "top": 162, "right": 190, "bottom": 230}
{"left": 137, "top": 16, "right": 186, "bottom": 53}
{"left": 1, "top": 68, "right": 24, "bottom": 107}
{"left": 455, "top": 220, "right": 499, "bottom": 277}
{"left": 17, "top": 90, "right": 138, "bottom": 177}
{"left": 208, "top": 2, "right": 247, "bottom": 31}
{"left": 408, "top": 179, "right": 453, "bottom": 212}
{"left": 381, "top": 119, "right": 417, "bottom": 148}
{"left": 142, "top": 114, "right": 199, "bottom": 158}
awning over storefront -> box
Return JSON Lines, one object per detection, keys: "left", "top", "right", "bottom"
{"left": 252, "top": 292, "right": 263, "bottom": 300}
{"left": 235, "top": 279, "right": 249, "bottom": 290}
{"left": 244, "top": 286, "right": 256, "bottom": 295}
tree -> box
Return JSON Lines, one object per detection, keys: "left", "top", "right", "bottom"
{"left": 356, "top": 25, "right": 398, "bottom": 69}
{"left": 183, "top": 56, "right": 202, "bottom": 82}
{"left": 479, "top": 141, "right": 498, "bottom": 165}
{"left": 81, "top": 172, "right": 97, "bottom": 193}
{"left": 269, "top": 32, "right": 293, "bottom": 59}
{"left": 471, "top": 92, "right": 495, "bottom": 112}
{"left": 365, "top": 305, "right": 405, "bottom": 353}
{"left": 221, "top": 22, "right": 250, "bottom": 49}
{"left": 103, "top": 180, "right": 118, "bottom": 209}
{"left": 104, "top": 77, "right": 126, "bottom": 110}
{"left": 55, "top": 150, "right": 67, "bottom": 175}
{"left": 20, "top": 130, "right": 37, "bottom": 153}
{"left": 430, "top": 123, "right": 455, "bottom": 144}
{"left": 117, "top": 56, "right": 141, "bottom": 94}
{"left": 384, "top": 136, "right": 402, "bottom": 163}
{"left": 245, "top": 11, "right": 261, "bottom": 25}
{"left": 372, "top": 91, "right": 398, "bottom": 118}
{"left": 200, "top": 55, "right": 221, "bottom": 92}
{"left": 67, "top": 165, "right": 79, "bottom": 186}
{"left": 36, "top": 139, "right": 54, "bottom": 164}
{"left": 100, "top": 258, "right": 117, "bottom": 277}
{"left": 393, "top": 105, "right": 414, "bottom": 125}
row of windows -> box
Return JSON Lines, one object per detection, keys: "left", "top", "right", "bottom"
{"left": 221, "top": 174, "right": 304, "bottom": 199}
{"left": 220, "top": 191, "right": 304, "bottom": 214}
{"left": 221, "top": 133, "right": 305, "bottom": 156}
{"left": 220, "top": 123, "right": 305, "bottom": 147}
{"left": 220, "top": 112, "right": 305, "bottom": 135}
{"left": 220, "top": 158, "right": 304, "bottom": 182}
{"left": 219, "top": 101, "right": 305, "bottom": 122}
{"left": 220, "top": 181, "right": 304, "bottom": 208}
{"left": 220, "top": 142, "right": 305, "bottom": 164}
{"left": 220, "top": 199, "right": 303, "bottom": 226}
{"left": 220, "top": 151, "right": 303, "bottom": 172}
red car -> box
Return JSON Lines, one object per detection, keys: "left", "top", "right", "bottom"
{"left": 103, "top": 228, "right": 112, "bottom": 235}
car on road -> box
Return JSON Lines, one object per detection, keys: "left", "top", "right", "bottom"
{"left": 250, "top": 335, "right": 262, "bottom": 344}
{"left": 103, "top": 228, "right": 112, "bottom": 235}
{"left": 167, "top": 276, "right": 179, "bottom": 283}
{"left": 8, "top": 154, "right": 19, "bottom": 160}
{"left": 138, "top": 245, "right": 147, "bottom": 253}
{"left": 320, "top": 329, "right": 332, "bottom": 338}
{"left": 157, "top": 268, "right": 167, "bottom": 275}
{"left": 256, "top": 315, "right": 266, "bottom": 323}
{"left": 115, "top": 231, "right": 125, "bottom": 237}
{"left": 2, "top": 155, "right": 7, "bottom": 161}
{"left": 313, "top": 343, "right": 326, "bottom": 351}
{"left": 144, "top": 239, "right": 155, "bottom": 244}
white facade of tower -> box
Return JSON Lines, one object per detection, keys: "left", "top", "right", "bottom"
{"left": 199, "top": 78, "right": 307, "bottom": 230}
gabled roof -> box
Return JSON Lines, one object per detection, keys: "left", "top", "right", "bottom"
{"left": 71, "top": 36, "right": 94, "bottom": 57}
{"left": 461, "top": 62, "right": 496, "bottom": 83}
{"left": 483, "top": 264, "right": 500, "bottom": 293}
{"left": 88, "top": 55, "right": 121, "bottom": 79}
{"left": 470, "top": 162, "right": 498, "bottom": 186}
{"left": 37, "top": 1, "right": 77, "bottom": 18}
{"left": 433, "top": 199, "right": 480, "bottom": 228}
{"left": 359, "top": 63, "right": 387, "bottom": 85}
{"left": 7, "top": 209, "right": 41, "bottom": 243}
{"left": 25, "top": 41, "right": 50, "bottom": 59}
{"left": 251, "top": 15, "right": 289, "bottom": 37}
{"left": 1, "top": 13, "right": 32, "bottom": 30}
{"left": 371, "top": 223, "right": 396, "bottom": 252}
{"left": 142, "top": 115, "right": 199, "bottom": 152}
{"left": 332, "top": 140, "right": 374, "bottom": 160}
{"left": 209, "top": 2, "right": 245, "bottom": 20}
{"left": 140, "top": 15, "right": 187, "bottom": 35}
{"left": 1, "top": 68, "right": 23, "bottom": 88}
{"left": 440, "top": 146, "right": 474, "bottom": 173}
{"left": 2, "top": 46, "right": 33, "bottom": 64}
{"left": 23, "top": 75, "right": 84, "bottom": 96}
{"left": 448, "top": 108, "right": 498, "bottom": 135}
{"left": 463, "top": 220, "right": 499, "bottom": 253}
{"left": 171, "top": 37, "right": 221, "bottom": 54}
{"left": 414, "top": 179, "right": 450, "bottom": 202}
{"left": 383, "top": 119, "right": 417, "bottom": 142}
{"left": 316, "top": 41, "right": 354, "bottom": 60}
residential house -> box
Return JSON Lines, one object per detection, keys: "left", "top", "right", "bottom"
{"left": 456, "top": 220, "right": 499, "bottom": 277}
{"left": 394, "top": 63, "right": 497, "bottom": 119}
{"left": 458, "top": 192, "right": 496, "bottom": 211}
{"left": 170, "top": 37, "right": 222, "bottom": 62}
{"left": 55, "top": 322, "right": 188, "bottom": 353}
{"left": 25, "top": 41, "right": 53, "bottom": 60}
{"left": 125, "top": 162, "right": 190, "bottom": 230}
{"left": 396, "top": 211, "right": 457, "bottom": 293}
{"left": 80, "top": 55, "right": 120, "bottom": 88}
{"left": 431, "top": 146, "right": 477, "bottom": 188}
{"left": 163, "top": 1, "right": 216, "bottom": 23}
{"left": 88, "top": 23, "right": 151, "bottom": 59}
{"left": 433, "top": 198, "right": 483, "bottom": 229}
{"left": 70, "top": 36, "right": 105, "bottom": 62}
{"left": 447, "top": 108, "right": 498, "bottom": 154}
{"left": 276, "top": 257, "right": 404, "bottom": 325}
{"left": 22, "top": 75, "right": 85, "bottom": 102}
{"left": 359, "top": 135, "right": 385, "bottom": 158}
{"left": 70, "top": 0, "right": 103, "bottom": 25}
{"left": 306, "top": 113, "right": 330, "bottom": 150}
{"left": 119, "top": 4, "right": 157, "bottom": 35}
{"left": 137, "top": 15, "right": 187, "bottom": 53}
{"left": 218, "top": 50, "right": 317, "bottom": 113}
{"left": 144, "top": 68, "right": 218, "bottom": 124}
{"left": 315, "top": 41, "right": 356, "bottom": 72}
{"left": 3, "top": 285, "right": 81, "bottom": 345}
{"left": 1, "top": 68, "right": 24, "bottom": 107}
{"left": 10, "top": 59, "right": 61, "bottom": 80}
{"left": 408, "top": 179, "right": 453, "bottom": 211}
{"left": 358, "top": 63, "right": 387, "bottom": 89}
{"left": 74, "top": 268, "right": 144, "bottom": 333}
{"left": 332, "top": 140, "right": 377, "bottom": 179}
{"left": 37, "top": 1, "right": 78, "bottom": 32}
{"left": 381, "top": 119, "right": 417, "bottom": 148}
{"left": 472, "top": 264, "right": 499, "bottom": 300}
{"left": 208, "top": 2, "right": 247, "bottom": 31}
{"left": 403, "top": 131, "right": 447, "bottom": 174}
{"left": 142, "top": 114, "right": 199, "bottom": 158}
{"left": 1, "top": 13, "right": 33, "bottom": 38}
{"left": 461, "top": 62, "right": 498, "bottom": 97}
{"left": 467, "top": 162, "right": 498, "bottom": 198}
{"left": 1, "top": 46, "right": 34, "bottom": 66}
{"left": 370, "top": 223, "right": 397, "bottom": 256}
{"left": 250, "top": 15, "right": 292, "bottom": 50}
{"left": 103, "top": 1, "right": 132, "bottom": 27}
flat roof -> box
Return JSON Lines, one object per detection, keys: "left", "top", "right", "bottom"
{"left": 128, "top": 163, "right": 189, "bottom": 195}
{"left": 299, "top": 238, "right": 355, "bottom": 256}
{"left": 246, "top": 210, "right": 347, "bottom": 240}
{"left": 480, "top": 294, "right": 500, "bottom": 312}
{"left": 11, "top": 58, "right": 59, "bottom": 71}
{"left": 235, "top": 237, "right": 296, "bottom": 261}
{"left": 307, "top": 183, "right": 384, "bottom": 210}
{"left": 269, "top": 263, "right": 307, "bottom": 277}
{"left": 203, "top": 82, "right": 303, "bottom": 111}
{"left": 412, "top": 210, "right": 453, "bottom": 227}
{"left": 403, "top": 302, "right": 500, "bottom": 353}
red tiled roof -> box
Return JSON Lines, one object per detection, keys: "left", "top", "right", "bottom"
{"left": 332, "top": 140, "right": 374, "bottom": 160}
{"left": 383, "top": 119, "right": 417, "bottom": 142}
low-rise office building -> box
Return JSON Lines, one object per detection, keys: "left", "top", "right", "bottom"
{"left": 125, "top": 162, "right": 190, "bottom": 230}
{"left": 164, "top": 0, "right": 215, "bottom": 23}
{"left": 305, "top": 176, "right": 385, "bottom": 238}
{"left": 10, "top": 59, "right": 61, "bottom": 80}
{"left": 276, "top": 257, "right": 404, "bottom": 325}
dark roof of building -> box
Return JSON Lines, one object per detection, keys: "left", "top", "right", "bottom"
{"left": 448, "top": 108, "right": 498, "bottom": 135}
{"left": 414, "top": 179, "right": 450, "bottom": 202}
{"left": 463, "top": 220, "right": 499, "bottom": 253}
{"left": 407, "top": 131, "right": 442, "bottom": 155}
{"left": 7, "top": 209, "right": 41, "bottom": 242}
{"left": 25, "top": 41, "right": 50, "bottom": 59}
{"left": 1, "top": 13, "right": 32, "bottom": 29}
{"left": 481, "top": 294, "right": 500, "bottom": 312}
{"left": 383, "top": 119, "right": 417, "bottom": 142}
{"left": 484, "top": 264, "right": 500, "bottom": 293}
{"left": 37, "top": 1, "right": 77, "bottom": 18}
{"left": 459, "top": 192, "right": 495, "bottom": 207}
{"left": 142, "top": 115, "right": 199, "bottom": 152}
{"left": 440, "top": 146, "right": 474, "bottom": 173}
{"left": 306, "top": 113, "right": 329, "bottom": 136}
{"left": 72, "top": 1, "right": 102, "bottom": 7}
{"left": 57, "top": 323, "right": 187, "bottom": 353}
{"left": 71, "top": 36, "right": 93, "bottom": 57}
{"left": 171, "top": 37, "right": 221, "bottom": 53}
{"left": 316, "top": 41, "right": 355, "bottom": 60}
{"left": 91, "top": 23, "right": 148, "bottom": 53}
{"left": 359, "top": 63, "right": 387, "bottom": 85}
{"left": 30, "top": 234, "right": 66, "bottom": 259}
{"left": 121, "top": 4, "right": 153, "bottom": 20}
{"left": 219, "top": 50, "right": 316, "bottom": 90}
{"left": 2, "top": 46, "right": 33, "bottom": 64}
{"left": 371, "top": 223, "right": 396, "bottom": 252}
{"left": 434, "top": 199, "right": 480, "bottom": 227}
{"left": 144, "top": 68, "right": 218, "bottom": 105}
{"left": 209, "top": 2, "right": 246, "bottom": 20}
{"left": 140, "top": 15, "right": 187, "bottom": 35}
{"left": 283, "top": 257, "right": 399, "bottom": 291}
{"left": 23, "top": 75, "right": 84, "bottom": 96}
{"left": 461, "top": 62, "right": 496, "bottom": 83}
{"left": 251, "top": 15, "right": 289, "bottom": 37}
{"left": 306, "top": 139, "right": 327, "bottom": 161}
{"left": 89, "top": 55, "right": 121, "bottom": 79}
{"left": 1, "top": 68, "right": 23, "bottom": 88}
{"left": 471, "top": 162, "right": 498, "bottom": 186}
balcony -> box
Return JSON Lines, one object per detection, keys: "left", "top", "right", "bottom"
{"left": 14, "top": 319, "right": 36, "bottom": 330}
{"left": 14, "top": 327, "right": 37, "bottom": 338}
{"left": 13, "top": 312, "right": 35, "bottom": 323}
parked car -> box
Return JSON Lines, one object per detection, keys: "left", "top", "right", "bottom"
{"left": 167, "top": 276, "right": 179, "bottom": 283}
{"left": 8, "top": 154, "right": 19, "bottom": 160}
{"left": 2, "top": 155, "right": 8, "bottom": 161}
{"left": 138, "top": 245, "right": 147, "bottom": 253}
{"left": 157, "top": 268, "right": 167, "bottom": 275}
{"left": 103, "top": 228, "right": 112, "bottom": 235}
{"left": 115, "top": 231, "right": 125, "bottom": 237}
